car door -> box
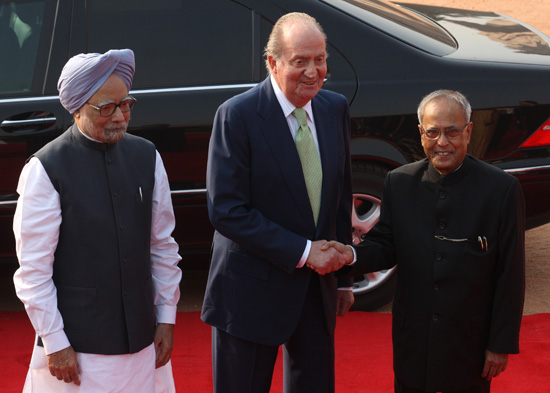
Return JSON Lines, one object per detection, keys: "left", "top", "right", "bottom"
{"left": 78, "top": 0, "right": 357, "bottom": 260}
{"left": 0, "top": 0, "right": 72, "bottom": 259}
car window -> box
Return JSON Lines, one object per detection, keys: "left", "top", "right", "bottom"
{"left": 87, "top": 0, "right": 254, "bottom": 89}
{"left": 0, "top": 0, "right": 48, "bottom": 96}
{"left": 323, "top": 0, "right": 457, "bottom": 56}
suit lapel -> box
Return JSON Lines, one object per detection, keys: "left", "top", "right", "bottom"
{"left": 257, "top": 80, "right": 313, "bottom": 226}
{"left": 312, "top": 94, "right": 338, "bottom": 232}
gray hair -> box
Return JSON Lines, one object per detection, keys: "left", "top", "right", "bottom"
{"left": 417, "top": 89, "right": 472, "bottom": 126}
{"left": 264, "top": 12, "right": 327, "bottom": 74}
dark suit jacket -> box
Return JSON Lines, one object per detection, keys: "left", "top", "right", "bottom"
{"left": 346, "top": 155, "right": 525, "bottom": 391}
{"left": 201, "top": 78, "right": 352, "bottom": 346}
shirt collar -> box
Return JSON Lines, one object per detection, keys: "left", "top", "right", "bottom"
{"left": 427, "top": 155, "right": 471, "bottom": 185}
{"left": 72, "top": 124, "right": 116, "bottom": 152}
{"left": 270, "top": 74, "right": 313, "bottom": 122}
{"left": 77, "top": 124, "right": 100, "bottom": 142}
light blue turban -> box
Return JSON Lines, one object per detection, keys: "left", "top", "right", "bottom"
{"left": 57, "top": 49, "right": 135, "bottom": 114}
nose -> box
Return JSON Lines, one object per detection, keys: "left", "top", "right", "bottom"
{"left": 111, "top": 106, "right": 125, "bottom": 121}
{"left": 304, "top": 61, "right": 317, "bottom": 78}
{"left": 437, "top": 133, "right": 450, "bottom": 146}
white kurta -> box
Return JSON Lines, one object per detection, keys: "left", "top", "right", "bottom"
{"left": 13, "top": 149, "right": 182, "bottom": 392}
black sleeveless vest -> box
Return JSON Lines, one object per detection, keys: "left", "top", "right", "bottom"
{"left": 34, "top": 125, "right": 157, "bottom": 355}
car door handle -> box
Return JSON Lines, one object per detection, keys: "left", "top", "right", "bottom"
{"left": 1, "top": 112, "right": 57, "bottom": 133}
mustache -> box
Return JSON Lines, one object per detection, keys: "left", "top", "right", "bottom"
{"left": 104, "top": 123, "right": 128, "bottom": 132}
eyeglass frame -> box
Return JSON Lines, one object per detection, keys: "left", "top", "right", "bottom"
{"left": 420, "top": 122, "right": 471, "bottom": 141}
{"left": 86, "top": 96, "right": 137, "bottom": 117}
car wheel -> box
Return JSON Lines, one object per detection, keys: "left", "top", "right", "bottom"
{"left": 350, "top": 161, "right": 397, "bottom": 311}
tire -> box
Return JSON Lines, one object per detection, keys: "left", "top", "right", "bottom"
{"left": 349, "top": 161, "right": 397, "bottom": 311}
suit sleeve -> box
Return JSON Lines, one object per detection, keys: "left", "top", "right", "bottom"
{"left": 206, "top": 101, "right": 307, "bottom": 272}
{"left": 487, "top": 178, "right": 525, "bottom": 354}
{"left": 340, "top": 171, "right": 397, "bottom": 277}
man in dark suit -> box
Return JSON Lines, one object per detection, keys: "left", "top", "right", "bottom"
{"left": 326, "top": 89, "right": 526, "bottom": 393}
{"left": 201, "top": 12, "right": 354, "bottom": 393}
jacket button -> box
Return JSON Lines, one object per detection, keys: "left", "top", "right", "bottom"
{"left": 436, "top": 254, "right": 442, "bottom": 261}
{"left": 432, "top": 314, "right": 439, "bottom": 322}
{"left": 439, "top": 222, "right": 446, "bottom": 229}
{"left": 433, "top": 283, "right": 440, "bottom": 291}
{"left": 439, "top": 191, "right": 446, "bottom": 199}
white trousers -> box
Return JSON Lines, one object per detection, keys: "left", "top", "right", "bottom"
{"left": 22, "top": 342, "right": 176, "bottom": 393}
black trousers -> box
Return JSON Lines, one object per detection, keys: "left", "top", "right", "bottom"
{"left": 395, "top": 376, "right": 491, "bottom": 393}
{"left": 212, "top": 275, "right": 335, "bottom": 393}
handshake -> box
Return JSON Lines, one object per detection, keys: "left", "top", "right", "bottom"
{"left": 305, "top": 240, "right": 354, "bottom": 275}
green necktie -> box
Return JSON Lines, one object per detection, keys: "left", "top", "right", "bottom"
{"left": 293, "top": 107, "right": 322, "bottom": 225}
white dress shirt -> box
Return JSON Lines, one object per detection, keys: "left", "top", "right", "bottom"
{"left": 270, "top": 75, "right": 321, "bottom": 269}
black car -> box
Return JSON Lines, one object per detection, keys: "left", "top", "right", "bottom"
{"left": 1, "top": 0, "right": 550, "bottom": 310}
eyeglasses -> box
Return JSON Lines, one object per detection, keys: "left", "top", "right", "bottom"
{"left": 87, "top": 96, "right": 137, "bottom": 117}
{"left": 420, "top": 122, "right": 470, "bottom": 141}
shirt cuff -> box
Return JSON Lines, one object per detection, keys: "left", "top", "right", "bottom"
{"left": 41, "top": 330, "right": 71, "bottom": 355}
{"left": 297, "top": 239, "right": 311, "bottom": 268}
{"left": 348, "top": 245, "right": 357, "bottom": 265}
{"left": 156, "top": 304, "right": 178, "bottom": 324}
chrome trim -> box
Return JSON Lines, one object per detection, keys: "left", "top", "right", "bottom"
{"left": 130, "top": 84, "right": 258, "bottom": 95}
{"left": 171, "top": 189, "right": 207, "bottom": 195}
{"left": 1, "top": 117, "right": 57, "bottom": 127}
{"left": 2, "top": 165, "right": 549, "bottom": 206}
{"left": 504, "top": 164, "right": 550, "bottom": 174}
{"left": 0, "top": 188, "right": 208, "bottom": 207}
{"left": 0, "top": 96, "right": 60, "bottom": 104}
{"left": 0, "top": 83, "right": 259, "bottom": 105}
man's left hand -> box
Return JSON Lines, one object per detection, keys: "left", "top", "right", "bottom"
{"left": 154, "top": 323, "right": 175, "bottom": 369}
{"left": 336, "top": 290, "right": 354, "bottom": 316}
{"left": 47, "top": 346, "right": 80, "bottom": 385}
{"left": 482, "top": 350, "right": 508, "bottom": 380}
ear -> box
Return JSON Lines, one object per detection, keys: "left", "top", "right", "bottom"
{"left": 268, "top": 55, "right": 278, "bottom": 74}
{"left": 418, "top": 124, "right": 423, "bottom": 138}
{"left": 465, "top": 121, "right": 473, "bottom": 143}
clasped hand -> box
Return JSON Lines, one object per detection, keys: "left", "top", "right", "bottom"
{"left": 306, "top": 240, "right": 353, "bottom": 275}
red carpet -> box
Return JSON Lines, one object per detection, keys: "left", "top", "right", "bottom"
{"left": 1, "top": 311, "right": 549, "bottom": 392}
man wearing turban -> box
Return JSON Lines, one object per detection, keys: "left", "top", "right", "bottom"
{"left": 13, "top": 49, "right": 182, "bottom": 392}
